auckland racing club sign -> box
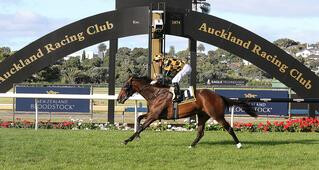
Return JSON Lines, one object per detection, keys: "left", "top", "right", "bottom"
{"left": 0, "top": 7, "right": 149, "bottom": 93}
{"left": 184, "top": 12, "right": 319, "bottom": 98}
{"left": 215, "top": 89, "right": 289, "bottom": 115}
{"left": 16, "top": 86, "right": 90, "bottom": 113}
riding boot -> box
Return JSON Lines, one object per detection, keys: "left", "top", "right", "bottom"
{"left": 173, "top": 83, "right": 181, "bottom": 102}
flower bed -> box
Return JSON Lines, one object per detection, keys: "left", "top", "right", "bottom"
{"left": 0, "top": 117, "right": 318, "bottom": 132}
{"left": 231, "top": 117, "right": 319, "bottom": 132}
{"left": 0, "top": 118, "right": 131, "bottom": 131}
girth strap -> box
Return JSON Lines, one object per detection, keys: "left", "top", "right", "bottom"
{"left": 173, "top": 102, "right": 179, "bottom": 119}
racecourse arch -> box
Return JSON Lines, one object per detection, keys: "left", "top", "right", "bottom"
{"left": 0, "top": 0, "right": 318, "bottom": 119}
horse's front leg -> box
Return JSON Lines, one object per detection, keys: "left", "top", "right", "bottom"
{"left": 123, "top": 116, "right": 156, "bottom": 145}
{"left": 124, "top": 97, "right": 167, "bottom": 145}
{"left": 135, "top": 113, "right": 148, "bottom": 140}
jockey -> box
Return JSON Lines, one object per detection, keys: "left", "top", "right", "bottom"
{"left": 151, "top": 55, "right": 192, "bottom": 102}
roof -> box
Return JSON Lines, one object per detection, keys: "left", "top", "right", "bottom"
{"left": 307, "top": 54, "right": 319, "bottom": 59}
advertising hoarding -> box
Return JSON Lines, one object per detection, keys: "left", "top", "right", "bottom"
{"left": 16, "top": 86, "right": 90, "bottom": 113}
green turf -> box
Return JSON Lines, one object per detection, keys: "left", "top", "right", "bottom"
{"left": 0, "top": 129, "right": 318, "bottom": 170}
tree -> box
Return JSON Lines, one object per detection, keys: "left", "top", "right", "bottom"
{"left": 89, "top": 67, "right": 108, "bottom": 83}
{"left": 61, "top": 68, "right": 81, "bottom": 84}
{"left": 98, "top": 43, "right": 107, "bottom": 58}
{"left": 64, "top": 57, "right": 81, "bottom": 68}
{"left": 35, "top": 65, "right": 61, "bottom": 82}
{"left": 102, "top": 55, "right": 109, "bottom": 67}
{"left": 0, "top": 47, "right": 12, "bottom": 62}
{"left": 131, "top": 48, "right": 147, "bottom": 58}
{"left": 176, "top": 49, "right": 190, "bottom": 61}
{"left": 197, "top": 43, "right": 205, "bottom": 54}
{"left": 81, "top": 50, "right": 86, "bottom": 61}
{"left": 74, "top": 72, "right": 91, "bottom": 84}
{"left": 0, "top": 53, "right": 3, "bottom": 62}
{"left": 91, "top": 57, "right": 103, "bottom": 67}
{"left": 168, "top": 46, "right": 175, "bottom": 56}
{"left": 81, "top": 57, "right": 103, "bottom": 71}
{"left": 273, "top": 38, "right": 299, "bottom": 48}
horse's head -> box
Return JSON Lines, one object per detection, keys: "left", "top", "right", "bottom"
{"left": 117, "top": 76, "right": 154, "bottom": 104}
{"left": 117, "top": 76, "right": 137, "bottom": 104}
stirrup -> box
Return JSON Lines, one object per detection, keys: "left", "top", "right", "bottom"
{"left": 173, "top": 83, "right": 182, "bottom": 102}
{"left": 174, "top": 95, "right": 182, "bottom": 102}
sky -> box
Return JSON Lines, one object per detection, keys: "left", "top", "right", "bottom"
{"left": 0, "top": 0, "right": 318, "bottom": 54}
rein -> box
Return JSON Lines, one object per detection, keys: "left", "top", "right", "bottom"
{"left": 136, "top": 83, "right": 161, "bottom": 101}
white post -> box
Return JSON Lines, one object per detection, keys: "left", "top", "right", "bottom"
{"left": 35, "top": 98, "right": 38, "bottom": 130}
{"left": 231, "top": 106, "right": 235, "bottom": 128}
{"left": 134, "top": 100, "right": 138, "bottom": 132}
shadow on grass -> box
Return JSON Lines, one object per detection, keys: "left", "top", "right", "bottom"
{"left": 119, "top": 140, "right": 319, "bottom": 149}
{"left": 200, "top": 139, "right": 319, "bottom": 147}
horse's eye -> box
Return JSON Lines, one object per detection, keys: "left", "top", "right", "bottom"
{"left": 124, "top": 84, "right": 131, "bottom": 90}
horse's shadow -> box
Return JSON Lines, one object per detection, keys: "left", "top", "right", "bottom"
{"left": 199, "top": 139, "right": 319, "bottom": 147}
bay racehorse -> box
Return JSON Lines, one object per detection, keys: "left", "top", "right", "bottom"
{"left": 117, "top": 76, "right": 257, "bottom": 148}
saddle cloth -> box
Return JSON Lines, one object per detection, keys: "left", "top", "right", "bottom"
{"left": 172, "top": 86, "right": 196, "bottom": 119}
{"left": 180, "top": 86, "right": 196, "bottom": 103}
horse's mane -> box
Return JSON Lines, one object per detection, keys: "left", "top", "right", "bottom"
{"left": 153, "top": 83, "right": 170, "bottom": 88}
{"left": 131, "top": 76, "right": 170, "bottom": 88}
{"left": 131, "top": 76, "right": 152, "bottom": 83}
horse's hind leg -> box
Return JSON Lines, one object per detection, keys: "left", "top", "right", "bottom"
{"left": 190, "top": 113, "right": 210, "bottom": 148}
{"left": 217, "top": 117, "right": 242, "bottom": 149}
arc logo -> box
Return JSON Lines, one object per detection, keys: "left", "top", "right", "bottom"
{"left": 46, "top": 90, "right": 60, "bottom": 94}
{"left": 133, "top": 20, "right": 140, "bottom": 24}
{"left": 244, "top": 93, "right": 257, "bottom": 98}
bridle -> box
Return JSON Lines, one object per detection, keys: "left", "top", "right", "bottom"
{"left": 123, "top": 82, "right": 135, "bottom": 99}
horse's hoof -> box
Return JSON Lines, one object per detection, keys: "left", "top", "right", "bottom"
{"left": 122, "top": 141, "right": 128, "bottom": 145}
{"left": 188, "top": 145, "right": 194, "bottom": 149}
{"left": 236, "top": 143, "right": 242, "bottom": 149}
{"left": 135, "top": 136, "right": 141, "bottom": 141}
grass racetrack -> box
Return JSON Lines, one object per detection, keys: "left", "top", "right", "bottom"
{"left": 0, "top": 129, "right": 318, "bottom": 170}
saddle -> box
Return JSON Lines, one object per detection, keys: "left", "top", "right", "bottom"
{"left": 179, "top": 87, "right": 196, "bottom": 104}
{"left": 172, "top": 86, "right": 196, "bottom": 119}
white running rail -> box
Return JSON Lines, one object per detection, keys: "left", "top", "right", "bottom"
{"left": 0, "top": 93, "right": 145, "bottom": 131}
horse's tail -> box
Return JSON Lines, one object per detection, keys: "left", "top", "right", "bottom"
{"left": 220, "top": 96, "right": 258, "bottom": 118}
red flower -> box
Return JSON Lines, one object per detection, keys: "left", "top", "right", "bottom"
{"left": 284, "top": 123, "right": 291, "bottom": 130}
{"left": 0, "top": 121, "right": 11, "bottom": 128}
{"left": 62, "top": 121, "right": 74, "bottom": 127}
{"left": 22, "top": 120, "right": 31, "bottom": 125}
{"left": 244, "top": 123, "right": 253, "bottom": 127}
{"left": 234, "top": 122, "right": 242, "bottom": 129}
{"left": 258, "top": 123, "right": 264, "bottom": 129}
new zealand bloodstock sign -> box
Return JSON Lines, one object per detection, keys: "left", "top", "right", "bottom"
{"left": 215, "top": 89, "right": 289, "bottom": 115}
{"left": 16, "top": 86, "right": 90, "bottom": 113}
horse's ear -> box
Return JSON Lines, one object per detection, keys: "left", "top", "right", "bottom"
{"left": 126, "top": 68, "right": 134, "bottom": 81}
{"left": 127, "top": 76, "right": 133, "bottom": 83}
